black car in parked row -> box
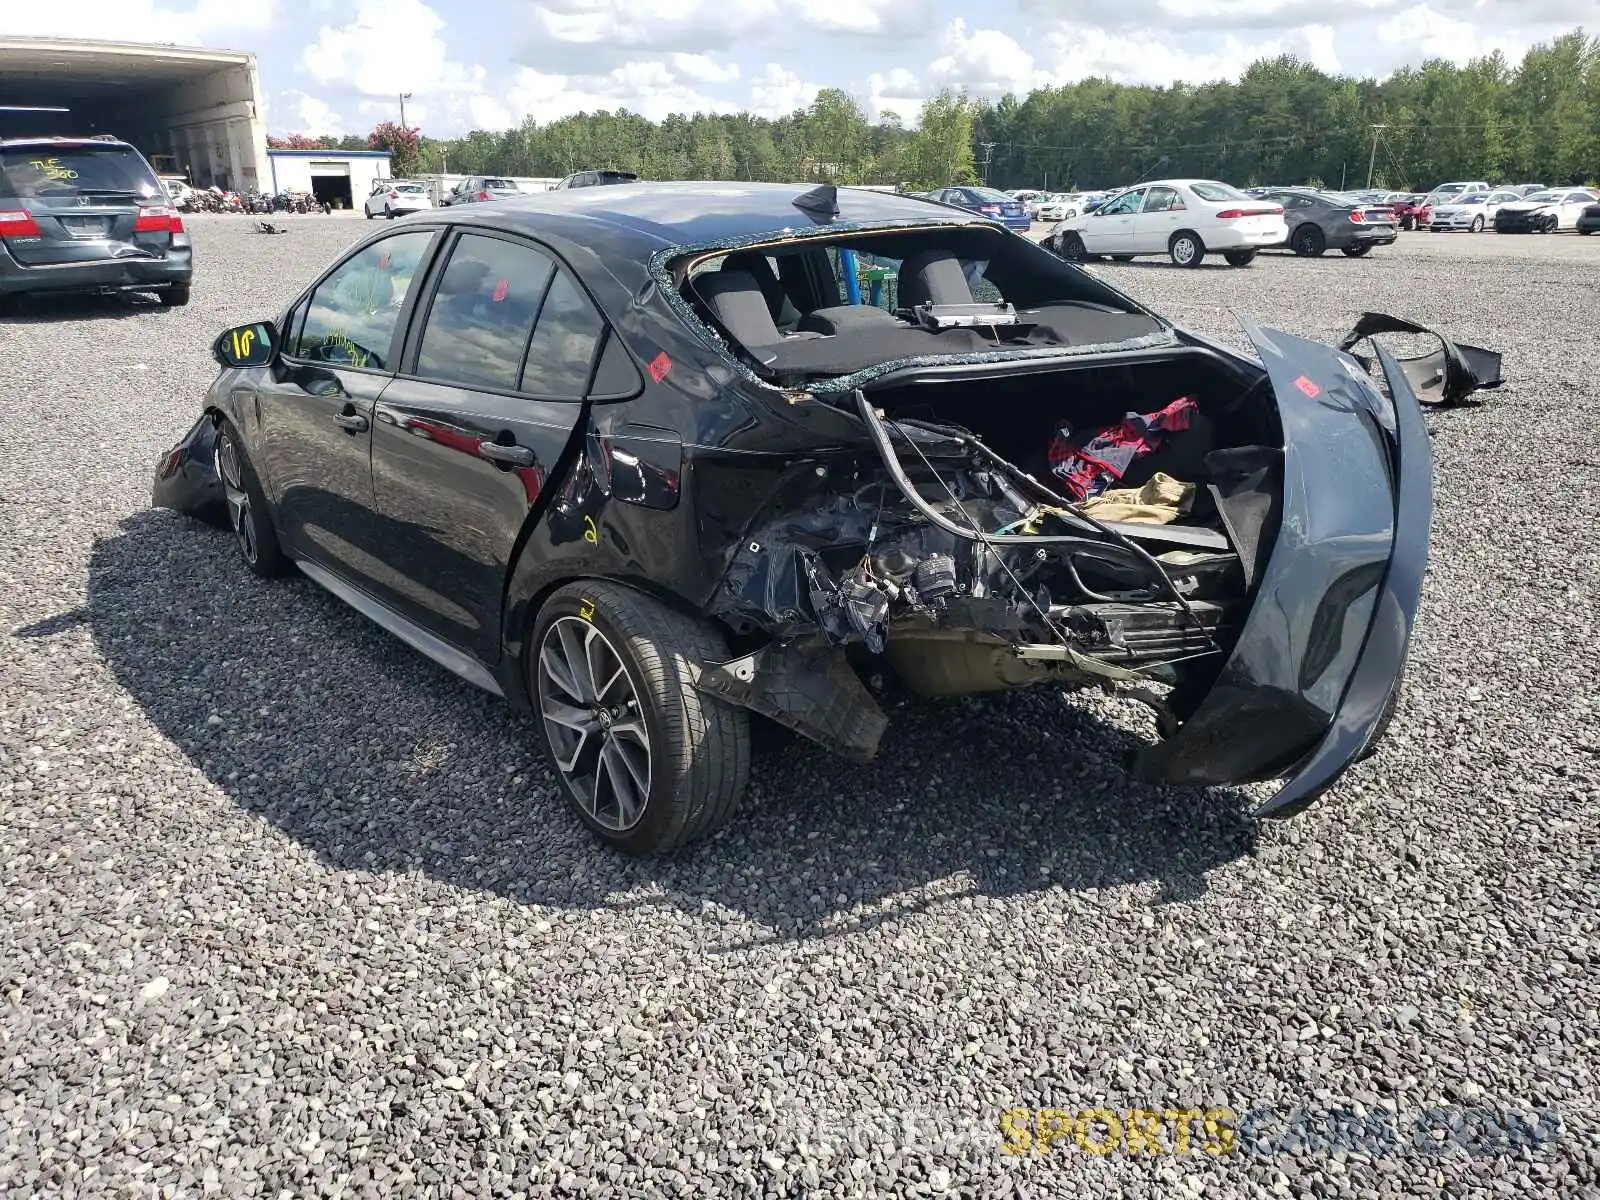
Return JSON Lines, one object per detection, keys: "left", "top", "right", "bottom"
{"left": 152, "top": 182, "right": 1501, "bottom": 854}
{"left": 0, "top": 134, "right": 192, "bottom": 306}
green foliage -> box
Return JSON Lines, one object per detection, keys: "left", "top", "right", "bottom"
{"left": 368, "top": 121, "right": 422, "bottom": 179}
{"left": 389, "top": 28, "right": 1599, "bottom": 188}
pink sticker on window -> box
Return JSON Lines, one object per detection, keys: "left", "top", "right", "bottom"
{"left": 378, "top": 252, "right": 391, "bottom": 269}
{"left": 492, "top": 277, "right": 509, "bottom": 302}
{"left": 648, "top": 352, "right": 672, "bottom": 382}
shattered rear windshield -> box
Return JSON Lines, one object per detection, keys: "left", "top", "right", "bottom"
{"left": 672, "top": 224, "right": 1170, "bottom": 387}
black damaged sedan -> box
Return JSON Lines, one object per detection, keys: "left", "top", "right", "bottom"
{"left": 153, "top": 182, "right": 1500, "bottom": 854}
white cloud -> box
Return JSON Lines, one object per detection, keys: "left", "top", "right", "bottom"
{"left": 279, "top": 89, "right": 346, "bottom": 135}
{"left": 1038, "top": 22, "right": 1344, "bottom": 84}
{"left": 670, "top": 53, "right": 740, "bottom": 84}
{"left": 2, "top": 0, "right": 273, "bottom": 44}
{"left": 928, "top": 20, "right": 1045, "bottom": 97}
{"left": 1373, "top": 5, "right": 1522, "bottom": 63}
{"left": 496, "top": 61, "right": 733, "bottom": 123}
{"left": 301, "top": 0, "right": 488, "bottom": 99}
{"left": 747, "top": 64, "right": 821, "bottom": 119}
{"left": 866, "top": 67, "right": 924, "bottom": 125}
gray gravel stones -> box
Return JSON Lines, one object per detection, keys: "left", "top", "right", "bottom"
{"left": 2, "top": 215, "right": 1599, "bottom": 1197}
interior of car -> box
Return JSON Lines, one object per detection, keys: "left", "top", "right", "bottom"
{"left": 677, "top": 228, "right": 1165, "bottom": 382}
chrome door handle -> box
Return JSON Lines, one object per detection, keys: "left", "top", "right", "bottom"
{"left": 333, "top": 412, "right": 369, "bottom": 432}
{"left": 478, "top": 440, "right": 536, "bottom": 467}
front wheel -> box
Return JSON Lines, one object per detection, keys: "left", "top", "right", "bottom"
{"left": 158, "top": 285, "right": 191, "bottom": 307}
{"left": 215, "top": 422, "right": 288, "bottom": 579}
{"left": 1470, "top": 215, "right": 1484, "bottom": 232}
{"left": 531, "top": 582, "right": 751, "bottom": 855}
{"left": 1054, "top": 231, "right": 1087, "bottom": 262}
{"left": 1169, "top": 231, "right": 1205, "bottom": 267}
{"left": 1224, "top": 249, "right": 1257, "bottom": 267}
{"left": 1341, "top": 244, "right": 1372, "bottom": 257}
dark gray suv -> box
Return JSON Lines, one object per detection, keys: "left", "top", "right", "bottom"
{"left": 0, "top": 135, "right": 194, "bottom": 307}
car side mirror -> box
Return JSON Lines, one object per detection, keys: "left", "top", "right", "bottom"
{"left": 213, "top": 321, "right": 278, "bottom": 368}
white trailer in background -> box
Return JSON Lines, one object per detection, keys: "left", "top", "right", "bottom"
{"left": 0, "top": 36, "right": 269, "bottom": 195}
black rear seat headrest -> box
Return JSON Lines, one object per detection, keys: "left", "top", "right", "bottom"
{"left": 696, "top": 269, "right": 783, "bottom": 347}
{"left": 898, "top": 248, "right": 974, "bottom": 309}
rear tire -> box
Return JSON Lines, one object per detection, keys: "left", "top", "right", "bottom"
{"left": 159, "top": 285, "right": 191, "bottom": 307}
{"left": 530, "top": 582, "right": 750, "bottom": 856}
{"left": 1292, "top": 224, "right": 1326, "bottom": 257}
{"left": 214, "top": 421, "right": 288, "bottom": 579}
{"left": 365, "top": 208, "right": 375, "bottom": 219}
{"left": 1224, "top": 249, "right": 1257, "bottom": 267}
{"left": 1341, "top": 244, "right": 1372, "bottom": 257}
{"left": 1169, "top": 231, "right": 1205, "bottom": 267}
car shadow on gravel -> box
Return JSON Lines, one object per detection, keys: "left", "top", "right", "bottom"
{"left": 83, "top": 510, "right": 1259, "bottom": 945}
{"left": 0, "top": 293, "right": 174, "bottom": 323}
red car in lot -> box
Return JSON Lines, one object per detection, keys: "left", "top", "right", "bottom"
{"left": 1390, "top": 195, "right": 1430, "bottom": 231}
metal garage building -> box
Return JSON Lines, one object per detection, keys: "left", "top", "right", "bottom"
{"left": 0, "top": 36, "right": 269, "bottom": 194}
{"left": 267, "top": 149, "right": 392, "bottom": 210}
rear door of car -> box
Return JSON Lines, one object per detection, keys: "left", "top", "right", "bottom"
{"left": 367, "top": 228, "right": 604, "bottom": 659}
{"left": 0, "top": 140, "right": 176, "bottom": 265}
{"left": 255, "top": 226, "right": 442, "bottom": 579}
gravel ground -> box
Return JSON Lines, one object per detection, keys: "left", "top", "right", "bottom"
{"left": 2, "top": 213, "right": 1598, "bottom": 1199}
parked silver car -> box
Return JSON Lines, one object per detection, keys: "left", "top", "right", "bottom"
{"left": 441, "top": 176, "right": 521, "bottom": 206}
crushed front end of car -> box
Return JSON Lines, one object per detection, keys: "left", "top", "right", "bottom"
{"left": 666, "top": 221, "right": 1501, "bottom": 816}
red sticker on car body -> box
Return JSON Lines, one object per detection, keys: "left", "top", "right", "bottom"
{"left": 492, "top": 277, "right": 509, "bottom": 302}
{"left": 648, "top": 352, "right": 672, "bottom": 382}
{"left": 1294, "top": 375, "right": 1321, "bottom": 397}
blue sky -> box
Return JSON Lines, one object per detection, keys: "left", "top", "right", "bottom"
{"left": 9, "top": 0, "right": 1590, "bottom": 137}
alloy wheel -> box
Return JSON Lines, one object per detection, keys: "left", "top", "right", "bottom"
{"left": 215, "top": 432, "right": 258, "bottom": 566}
{"left": 537, "top": 615, "right": 652, "bottom": 832}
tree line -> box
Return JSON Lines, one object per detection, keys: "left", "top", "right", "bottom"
{"left": 270, "top": 28, "right": 1599, "bottom": 191}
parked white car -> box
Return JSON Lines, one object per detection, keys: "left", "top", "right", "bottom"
{"left": 1426, "top": 189, "right": 1522, "bottom": 232}
{"left": 1045, "top": 179, "right": 1288, "bottom": 267}
{"left": 364, "top": 179, "right": 434, "bottom": 219}
{"left": 1492, "top": 187, "right": 1599, "bottom": 232}
{"left": 1036, "top": 192, "right": 1085, "bottom": 221}
{"left": 1426, "top": 181, "right": 1491, "bottom": 206}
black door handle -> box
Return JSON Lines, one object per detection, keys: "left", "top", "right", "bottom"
{"left": 334, "top": 412, "right": 369, "bottom": 432}
{"left": 478, "top": 440, "right": 536, "bottom": 467}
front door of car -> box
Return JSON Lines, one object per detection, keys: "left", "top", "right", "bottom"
{"left": 1130, "top": 185, "right": 1187, "bottom": 251}
{"left": 1081, "top": 188, "right": 1143, "bottom": 253}
{"left": 367, "top": 229, "right": 603, "bottom": 660}
{"left": 258, "top": 226, "right": 440, "bottom": 581}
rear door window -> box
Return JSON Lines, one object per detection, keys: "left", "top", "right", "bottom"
{"left": 290, "top": 230, "right": 436, "bottom": 370}
{"left": 0, "top": 143, "right": 162, "bottom": 203}
{"left": 415, "top": 233, "right": 556, "bottom": 391}
{"left": 520, "top": 270, "right": 605, "bottom": 398}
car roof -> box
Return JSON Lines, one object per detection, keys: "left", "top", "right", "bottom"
{"left": 427, "top": 181, "right": 990, "bottom": 314}
{"left": 0, "top": 135, "right": 134, "bottom": 149}
{"left": 453, "top": 180, "right": 980, "bottom": 247}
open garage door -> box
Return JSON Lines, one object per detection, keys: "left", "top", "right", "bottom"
{"left": 308, "top": 160, "right": 353, "bottom": 210}
{"left": 0, "top": 37, "right": 269, "bottom": 194}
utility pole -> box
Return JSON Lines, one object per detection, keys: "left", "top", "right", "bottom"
{"left": 399, "top": 93, "right": 413, "bottom": 129}
{"left": 979, "top": 141, "right": 996, "bottom": 185}
{"left": 1366, "top": 124, "right": 1386, "bottom": 189}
